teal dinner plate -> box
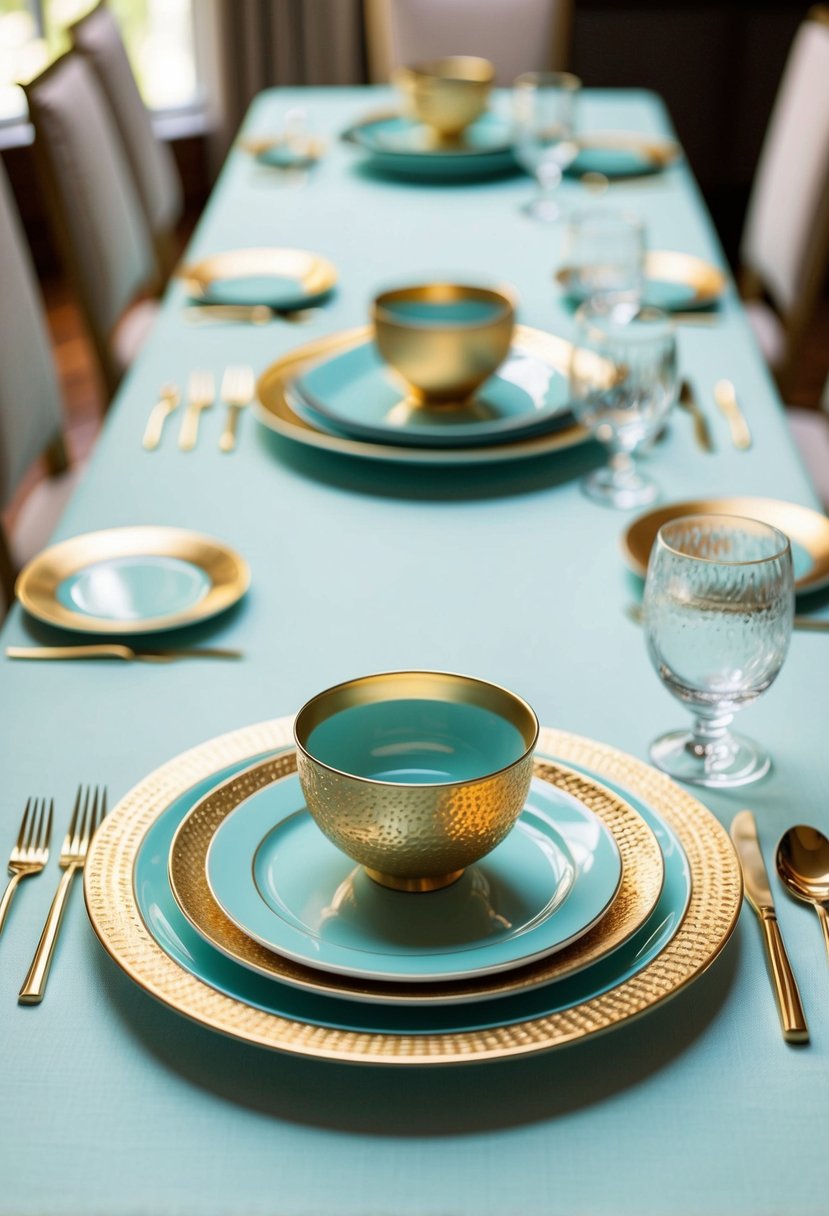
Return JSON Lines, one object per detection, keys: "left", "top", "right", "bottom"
{"left": 342, "top": 112, "right": 518, "bottom": 180}
{"left": 133, "top": 749, "right": 691, "bottom": 1033}
{"left": 204, "top": 774, "right": 621, "bottom": 982}
{"left": 290, "top": 335, "right": 574, "bottom": 448}
{"left": 15, "top": 526, "right": 250, "bottom": 635}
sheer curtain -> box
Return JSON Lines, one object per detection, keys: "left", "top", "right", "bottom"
{"left": 199, "top": 0, "right": 367, "bottom": 163}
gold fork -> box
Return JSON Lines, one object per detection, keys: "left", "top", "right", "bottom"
{"left": 219, "top": 365, "right": 256, "bottom": 452}
{"left": 178, "top": 369, "right": 215, "bottom": 451}
{"left": 0, "top": 798, "right": 53, "bottom": 936}
{"left": 18, "top": 786, "right": 106, "bottom": 1004}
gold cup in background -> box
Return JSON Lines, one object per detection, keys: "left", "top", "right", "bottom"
{"left": 294, "top": 670, "right": 539, "bottom": 892}
{"left": 394, "top": 56, "right": 494, "bottom": 140}
{"left": 372, "top": 283, "right": 516, "bottom": 403}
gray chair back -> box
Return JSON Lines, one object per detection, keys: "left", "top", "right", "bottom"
{"left": 70, "top": 2, "right": 183, "bottom": 271}
{"left": 23, "top": 52, "right": 159, "bottom": 395}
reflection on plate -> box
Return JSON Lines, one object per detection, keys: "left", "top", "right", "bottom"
{"left": 255, "top": 326, "right": 590, "bottom": 465}
{"left": 178, "top": 248, "right": 337, "bottom": 310}
{"left": 291, "top": 335, "right": 575, "bottom": 448}
{"left": 557, "top": 250, "right": 726, "bottom": 312}
{"left": 175, "top": 769, "right": 624, "bottom": 982}
{"left": 15, "top": 526, "right": 250, "bottom": 635}
{"left": 167, "top": 753, "right": 663, "bottom": 1004}
{"left": 623, "top": 497, "right": 829, "bottom": 594}
{"left": 84, "top": 718, "right": 741, "bottom": 1063}
{"left": 341, "top": 110, "right": 518, "bottom": 179}
{"left": 568, "top": 132, "right": 681, "bottom": 178}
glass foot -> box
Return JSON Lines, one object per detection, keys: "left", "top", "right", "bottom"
{"left": 649, "top": 728, "right": 771, "bottom": 788}
{"left": 521, "top": 196, "right": 565, "bottom": 223}
{"left": 581, "top": 464, "right": 658, "bottom": 509}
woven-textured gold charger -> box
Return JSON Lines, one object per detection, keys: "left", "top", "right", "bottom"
{"left": 167, "top": 752, "right": 664, "bottom": 1004}
{"left": 84, "top": 719, "right": 741, "bottom": 1066}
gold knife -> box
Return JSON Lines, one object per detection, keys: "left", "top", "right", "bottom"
{"left": 142, "top": 383, "right": 180, "bottom": 450}
{"left": 677, "top": 379, "right": 714, "bottom": 452}
{"left": 730, "top": 810, "right": 809, "bottom": 1042}
{"left": 6, "top": 645, "right": 242, "bottom": 663}
{"left": 714, "top": 379, "right": 752, "bottom": 449}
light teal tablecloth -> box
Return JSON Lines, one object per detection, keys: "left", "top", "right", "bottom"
{"left": 2, "top": 89, "right": 828, "bottom": 1216}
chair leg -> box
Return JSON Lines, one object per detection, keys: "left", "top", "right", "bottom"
{"left": 0, "top": 524, "right": 17, "bottom": 607}
{"left": 43, "top": 432, "right": 70, "bottom": 477}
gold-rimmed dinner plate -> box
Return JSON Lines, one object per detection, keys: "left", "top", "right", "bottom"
{"left": 178, "top": 248, "right": 337, "bottom": 310}
{"left": 623, "top": 497, "right": 829, "bottom": 594}
{"left": 254, "top": 326, "right": 590, "bottom": 465}
{"left": 569, "top": 131, "right": 682, "bottom": 177}
{"left": 84, "top": 718, "right": 741, "bottom": 1065}
{"left": 15, "top": 526, "right": 250, "bottom": 635}
{"left": 167, "top": 753, "right": 663, "bottom": 1003}
{"left": 556, "top": 250, "right": 726, "bottom": 312}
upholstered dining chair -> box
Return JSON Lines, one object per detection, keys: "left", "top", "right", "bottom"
{"left": 739, "top": 5, "right": 829, "bottom": 401}
{"left": 364, "top": 0, "right": 573, "bottom": 85}
{"left": 70, "top": 1, "right": 184, "bottom": 275}
{"left": 23, "top": 52, "right": 161, "bottom": 399}
{"left": 0, "top": 161, "right": 82, "bottom": 615}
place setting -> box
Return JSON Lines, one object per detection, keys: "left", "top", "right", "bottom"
{"left": 82, "top": 668, "right": 741, "bottom": 1064}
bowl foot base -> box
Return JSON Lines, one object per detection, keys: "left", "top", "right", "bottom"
{"left": 364, "top": 867, "right": 465, "bottom": 893}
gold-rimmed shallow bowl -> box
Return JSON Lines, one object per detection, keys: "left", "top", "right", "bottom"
{"left": 15, "top": 526, "right": 250, "bottom": 635}
{"left": 294, "top": 671, "right": 539, "bottom": 892}
{"left": 167, "top": 749, "right": 664, "bottom": 1004}
{"left": 178, "top": 248, "right": 337, "bottom": 308}
{"left": 557, "top": 250, "right": 726, "bottom": 311}
{"left": 253, "top": 325, "right": 591, "bottom": 465}
{"left": 372, "top": 283, "right": 516, "bottom": 403}
{"left": 394, "top": 56, "right": 494, "bottom": 139}
{"left": 623, "top": 497, "right": 829, "bottom": 594}
{"left": 84, "top": 717, "right": 741, "bottom": 1065}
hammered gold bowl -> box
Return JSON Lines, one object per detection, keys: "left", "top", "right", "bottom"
{"left": 372, "top": 283, "right": 515, "bottom": 403}
{"left": 394, "top": 56, "right": 494, "bottom": 139}
{"left": 293, "top": 671, "right": 539, "bottom": 892}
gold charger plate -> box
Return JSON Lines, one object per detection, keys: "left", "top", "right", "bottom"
{"left": 254, "top": 326, "right": 590, "bottom": 466}
{"left": 84, "top": 719, "right": 741, "bottom": 1065}
{"left": 622, "top": 497, "right": 829, "bottom": 594}
{"left": 16, "top": 526, "right": 250, "bottom": 635}
{"left": 178, "top": 247, "right": 337, "bottom": 301}
{"left": 556, "top": 250, "right": 726, "bottom": 309}
{"left": 167, "top": 752, "right": 664, "bottom": 1005}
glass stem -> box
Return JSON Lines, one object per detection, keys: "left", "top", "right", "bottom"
{"left": 537, "top": 161, "right": 562, "bottom": 197}
{"left": 688, "top": 710, "right": 735, "bottom": 769}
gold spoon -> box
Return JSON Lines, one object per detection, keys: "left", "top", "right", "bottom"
{"left": 776, "top": 825, "right": 829, "bottom": 962}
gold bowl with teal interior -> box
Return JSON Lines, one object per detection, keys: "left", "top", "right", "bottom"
{"left": 394, "top": 56, "right": 494, "bottom": 140}
{"left": 372, "top": 283, "right": 516, "bottom": 404}
{"left": 293, "top": 671, "right": 539, "bottom": 892}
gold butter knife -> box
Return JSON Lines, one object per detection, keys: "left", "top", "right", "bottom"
{"left": 730, "top": 810, "right": 809, "bottom": 1043}
{"left": 626, "top": 604, "right": 829, "bottom": 632}
{"left": 677, "top": 378, "right": 714, "bottom": 452}
{"left": 142, "top": 382, "right": 180, "bottom": 450}
{"left": 6, "top": 645, "right": 242, "bottom": 663}
{"left": 714, "top": 378, "right": 752, "bottom": 449}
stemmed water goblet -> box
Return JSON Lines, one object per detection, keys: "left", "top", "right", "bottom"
{"left": 644, "top": 514, "right": 794, "bottom": 787}
{"left": 569, "top": 301, "right": 677, "bottom": 508}
{"left": 560, "top": 207, "right": 646, "bottom": 313}
{"left": 512, "top": 71, "right": 581, "bottom": 222}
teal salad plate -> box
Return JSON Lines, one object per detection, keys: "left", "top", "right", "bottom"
{"left": 135, "top": 748, "right": 691, "bottom": 1032}
{"left": 289, "top": 333, "right": 575, "bottom": 448}
{"left": 566, "top": 132, "right": 681, "bottom": 179}
{"left": 557, "top": 250, "right": 725, "bottom": 314}
{"left": 180, "top": 247, "right": 337, "bottom": 310}
{"left": 202, "top": 774, "right": 622, "bottom": 983}
{"left": 342, "top": 111, "right": 518, "bottom": 179}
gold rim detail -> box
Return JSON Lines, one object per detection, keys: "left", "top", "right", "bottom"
{"left": 84, "top": 720, "right": 741, "bottom": 1064}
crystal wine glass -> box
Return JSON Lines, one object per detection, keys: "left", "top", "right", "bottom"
{"left": 644, "top": 514, "right": 794, "bottom": 787}
{"left": 569, "top": 302, "right": 677, "bottom": 508}
{"left": 560, "top": 207, "right": 646, "bottom": 311}
{"left": 512, "top": 71, "right": 581, "bottom": 222}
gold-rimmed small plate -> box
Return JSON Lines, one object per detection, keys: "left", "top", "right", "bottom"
{"left": 16, "top": 526, "right": 250, "bottom": 635}
{"left": 623, "top": 497, "right": 829, "bottom": 593}
{"left": 569, "top": 132, "right": 681, "bottom": 178}
{"left": 557, "top": 250, "right": 726, "bottom": 312}
{"left": 239, "top": 134, "right": 326, "bottom": 169}
{"left": 254, "top": 326, "right": 591, "bottom": 465}
{"left": 178, "top": 248, "right": 337, "bottom": 310}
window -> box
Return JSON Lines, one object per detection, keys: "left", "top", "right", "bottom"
{"left": 0, "top": 0, "right": 199, "bottom": 124}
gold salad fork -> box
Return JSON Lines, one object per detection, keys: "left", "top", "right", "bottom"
{"left": 178, "top": 369, "right": 215, "bottom": 451}
{"left": 0, "top": 798, "right": 53, "bottom": 936}
{"left": 219, "top": 365, "right": 256, "bottom": 452}
{"left": 19, "top": 786, "right": 106, "bottom": 1004}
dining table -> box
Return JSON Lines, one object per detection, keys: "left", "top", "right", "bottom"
{"left": 2, "top": 84, "right": 829, "bottom": 1216}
